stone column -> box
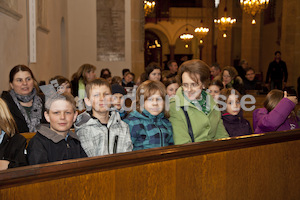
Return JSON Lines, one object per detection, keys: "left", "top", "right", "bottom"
{"left": 281, "top": 0, "right": 300, "bottom": 88}
{"left": 131, "top": 0, "right": 145, "bottom": 79}
{"left": 241, "top": 12, "right": 261, "bottom": 73}
{"left": 169, "top": 45, "right": 175, "bottom": 60}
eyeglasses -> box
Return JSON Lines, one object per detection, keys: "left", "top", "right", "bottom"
{"left": 182, "top": 83, "right": 200, "bottom": 89}
{"left": 222, "top": 75, "right": 231, "bottom": 78}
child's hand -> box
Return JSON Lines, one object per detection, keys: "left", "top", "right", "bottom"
{"left": 284, "top": 91, "right": 298, "bottom": 105}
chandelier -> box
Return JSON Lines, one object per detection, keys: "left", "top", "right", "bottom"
{"left": 180, "top": 28, "right": 194, "bottom": 48}
{"left": 194, "top": 20, "right": 209, "bottom": 44}
{"left": 240, "top": 0, "right": 269, "bottom": 24}
{"left": 180, "top": 8, "right": 194, "bottom": 48}
{"left": 214, "top": 7, "right": 236, "bottom": 38}
{"left": 144, "top": 0, "right": 156, "bottom": 17}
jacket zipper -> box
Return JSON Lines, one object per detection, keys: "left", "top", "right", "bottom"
{"left": 113, "top": 135, "right": 119, "bottom": 154}
{"left": 154, "top": 123, "right": 164, "bottom": 147}
{"left": 107, "top": 127, "right": 110, "bottom": 154}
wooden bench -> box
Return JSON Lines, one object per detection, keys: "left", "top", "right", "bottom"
{"left": 1, "top": 129, "right": 300, "bottom": 199}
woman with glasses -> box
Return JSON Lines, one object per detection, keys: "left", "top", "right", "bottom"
{"left": 169, "top": 59, "right": 229, "bottom": 145}
{"left": 221, "top": 66, "right": 245, "bottom": 95}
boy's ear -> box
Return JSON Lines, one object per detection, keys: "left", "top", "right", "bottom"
{"left": 73, "top": 111, "right": 78, "bottom": 123}
{"left": 84, "top": 97, "right": 92, "bottom": 107}
{"left": 44, "top": 111, "right": 50, "bottom": 123}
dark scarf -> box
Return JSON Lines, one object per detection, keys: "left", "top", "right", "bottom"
{"left": 9, "top": 88, "right": 43, "bottom": 132}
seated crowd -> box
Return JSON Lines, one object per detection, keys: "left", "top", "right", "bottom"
{"left": 0, "top": 60, "right": 299, "bottom": 171}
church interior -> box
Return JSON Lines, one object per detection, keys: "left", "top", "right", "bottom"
{"left": 0, "top": 0, "right": 300, "bottom": 92}
{"left": 1, "top": 0, "right": 300, "bottom": 199}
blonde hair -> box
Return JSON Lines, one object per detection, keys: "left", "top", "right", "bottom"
{"left": 71, "top": 64, "right": 96, "bottom": 84}
{"left": 0, "top": 98, "right": 18, "bottom": 136}
{"left": 135, "top": 80, "right": 169, "bottom": 117}
{"left": 45, "top": 93, "right": 77, "bottom": 113}
{"left": 85, "top": 78, "right": 111, "bottom": 99}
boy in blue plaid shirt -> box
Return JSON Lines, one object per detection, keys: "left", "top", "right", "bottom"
{"left": 123, "top": 80, "right": 174, "bottom": 150}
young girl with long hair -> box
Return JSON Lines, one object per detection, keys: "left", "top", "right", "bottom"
{"left": 253, "top": 89, "right": 299, "bottom": 134}
{"left": 0, "top": 98, "right": 27, "bottom": 170}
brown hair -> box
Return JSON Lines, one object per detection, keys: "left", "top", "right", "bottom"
{"left": 71, "top": 64, "right": 96, "bottom": 84}
{"left": 135, "top": 80, "right": 169, "bottom": 117}
{"left": 264, "top": 89, "right": 296, "bottom": 120}
{"left": 178, "top": 59, "right": 210, "bottom": 88}
{"left": 209, "top": 79, "right": 224, "bottom": 90}
{"left": 85, "top": 78, "right": 111, "bottom": 99}
{"left": 163, "top": 77, "right": 178, "bottom": 88}
{"left": 45, "top": 93, "right": 77, "bottom": 113}
{"left": 49, "top": 75, "right": 70, "bottom": 86}
{"left": 218, "top": 88, "right": 241, "bottom": 113}
{"left": 111, "top": 76, "right": 122, "bottom": 85}
{"left": 219, "top": 88, "right": 241, "bottom": 101}
{"left": 144, "top": 62, "right": 162, "bottom": 81}
{"left": 0, "top": 98, "right": 18, "bottom": 136}
{"left": 9, "top": 64, "right": 39, "bottom": 92}
{"left": 221, "top": 66, "right": 238, "bottom": 81}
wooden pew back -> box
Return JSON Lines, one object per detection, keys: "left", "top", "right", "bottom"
{"left": 1, "top": 130, "right": 300, "bottom": 199}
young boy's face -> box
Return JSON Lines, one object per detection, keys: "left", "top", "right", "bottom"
{"left": 85, "top": 85, "right": 112, "bottom": 113}
{"left": 112, "top": 93, "right": 124, "bottom": 110}
{"left": 226, "top": 94, "right": 241, "bottom": 115}
{"left": 144, "top": 91, "right": 164, "bottom": 116}
{"left": 44, "top": 99, "right": 77, "bottom": 136}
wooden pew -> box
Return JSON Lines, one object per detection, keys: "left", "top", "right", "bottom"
{"left": 1, "top": 129, "right": 300, "bottom": 199}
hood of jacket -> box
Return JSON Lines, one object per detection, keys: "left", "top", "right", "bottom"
{"left": 74, "top": 110, "right": 121, "bottom": 129}
{"left": 36, "top": 124, "right": 79, "bottom": 143}
{"left": 128, "top": 110, "right": 165, "bottom": 122}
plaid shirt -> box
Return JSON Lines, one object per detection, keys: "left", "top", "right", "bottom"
{"left": 74, "top": 111, "right": 133, "bottom": 157}
{"left": 123, "top": 110, "right": 174, "bottom": 151}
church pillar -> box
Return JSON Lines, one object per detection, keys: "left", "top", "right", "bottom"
{"left": 281, "top": 0, "right": 300, "bottom": 88}
{"left": 169, "top": 45, "right": 175, "bottom": 60}
{"left": 240, "top": 12, "right": 261, "bottom": 73}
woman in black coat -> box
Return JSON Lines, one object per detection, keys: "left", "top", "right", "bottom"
{"left": 0, "top": 98, "right": 27, "bottom": 170}
{"left": 1, "top": 65, "right": 46, "bottom": 133}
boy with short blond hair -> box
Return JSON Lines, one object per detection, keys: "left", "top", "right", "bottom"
{"left": 27, "top": 93, "right": 87, "bottom": 165}
{"left": 74, "top": 79, "right": 132, "bottom": 157}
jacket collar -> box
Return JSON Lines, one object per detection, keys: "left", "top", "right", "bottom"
{"left": 37, "top": 124, "right": 79, "bottom": 143}
{"left": 75, "top": 110, "right": 121, "bottom": 128}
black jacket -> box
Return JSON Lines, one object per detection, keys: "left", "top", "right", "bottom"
{"left": 27, "top": 125, "right": 87, "bottom": 165}
{"left": 222, "top": 112, "right": 252, "bottom": 137}
{"left": 266, "top": 60, "right": 288, "bottom": 83}
{"left": 0, "top": 133, "right": 28, "bottom": 168}
{"left": 1, "top": 91, "right": 47, "bottom": 133}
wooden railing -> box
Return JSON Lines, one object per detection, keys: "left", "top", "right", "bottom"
{"left": 1, "top": 129, "right": 300, "bottom": 199}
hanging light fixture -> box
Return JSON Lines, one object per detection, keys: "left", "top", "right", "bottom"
{"left": 194, "top": 8, "right": 209, "bottom": 44}
{"left": 180, "top": 8, "right": 194, "bottom": 48}
{"left": 240, "top": 0, "right": 269, "bottom": 24}
{"left": 144, "top": 0, "right": 156, "bottom": 17}
{"left": 214, "top": 6, "right": 236, "bottom": 38}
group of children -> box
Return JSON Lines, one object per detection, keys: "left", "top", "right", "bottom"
{"left": 0, "top": 62, "right": 299, "bottom": 170}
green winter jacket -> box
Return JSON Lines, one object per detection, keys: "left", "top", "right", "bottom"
{"left": 169, "top": 87, "right": 229, "bottom": 145}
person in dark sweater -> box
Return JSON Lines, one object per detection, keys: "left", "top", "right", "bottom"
{"left": 244, "top": 67, "right": 262, "bottom": 91}
{"left": 27, "top": 93, "right": 87, "bottom": 165}
{"left": 218, "top": 88, "right": 252, "bottom": 137}
{"left": 0, "top": 98, "right": 27, "bottom": 170}
{"left": 265, "top": 51, "right": 288, "bottom": 90}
